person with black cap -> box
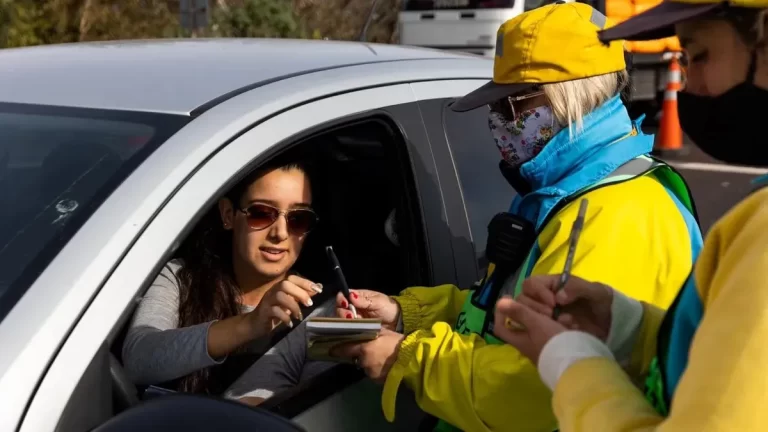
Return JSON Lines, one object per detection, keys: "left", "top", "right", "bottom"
{"left": 490, "top": 2, "right": 768, "bottom": 430}
{"left": 328, "top": 2, "right": 703, "bottom": 431}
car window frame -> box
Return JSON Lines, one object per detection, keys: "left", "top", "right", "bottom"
{"left": 19, "top": 83, "right": 444, "bottom": 432}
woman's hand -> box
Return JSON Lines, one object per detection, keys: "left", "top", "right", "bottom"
{"left": 330, "top": 328, "right": 405, "bottom": 383}
{"left": 335, "top": 289, "right": 401, "bottom": 331}
{"left": 207, "top": 275, "right": 321, "bottom": 359}
{"left": 493, "top": 297, "right": 566, "bottom": 365}
{"left": 492, "top": 274, "right": 615, "bottom": 364}
{"left": 516, "top": 274, "right": 614, "bottom": 341}
{"left": 247, "top": 275, "right": 322, "bottom": 338}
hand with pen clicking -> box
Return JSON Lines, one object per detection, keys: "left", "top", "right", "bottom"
{"left": 325, "top": 246, "right": 402, "bottom": 330}
{"left": 324, "top": 246, "right": 405, "bottom": 381}
{"left": 333, "top": 289, "right": 401, "bottom": 330}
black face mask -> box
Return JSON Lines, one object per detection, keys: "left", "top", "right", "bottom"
{"left": 678, "top": 51, "right": 768, "bottom": 167}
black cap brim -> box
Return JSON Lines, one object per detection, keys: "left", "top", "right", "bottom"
{"left": 598, "top": 1, "right": 723, "bottom": 42}
{"left": 450, "top": 81, "right": 534, "bottom": 112}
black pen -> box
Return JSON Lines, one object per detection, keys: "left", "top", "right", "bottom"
{"left": 552, "top": 199, "right": 588, "bottom": 320}
{"left": 325, "top": 246, "right": 357, "bottom": 318}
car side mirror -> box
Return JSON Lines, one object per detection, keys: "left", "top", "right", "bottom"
{"left": 92, "top": 394, "right": 307, "bottom": 432}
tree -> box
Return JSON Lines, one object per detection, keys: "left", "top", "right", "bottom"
{"left": 0, "top": 0, "right": 52, "bottom": 48}
{"left": 210, "top": 0, "right": 305, "bottom": 38}
{"left": 294, "top": 0, "right": 401, "bottom": 43}
{"left": 1, "top": 0, "right": 183, "bottom": 48}
{"left": 75, "top": 0, "right": 181, "bottom": 42}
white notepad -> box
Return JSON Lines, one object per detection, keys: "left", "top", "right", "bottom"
{"left": 306, "top": 317, "right": 382, "bottom": 362}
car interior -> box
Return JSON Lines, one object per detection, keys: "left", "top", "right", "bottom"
{"left": 55, "top": 114, "right": 433, "bottom": 431}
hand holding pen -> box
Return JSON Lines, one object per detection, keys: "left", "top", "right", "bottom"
{"left": 492, "top": 199, "right": 596, "bottom": 364}
{"left": 501, "top": 199, "right": 589, "bottom": 330}
{"left": 334, "top": 288, "right": 403, "bottom": 330}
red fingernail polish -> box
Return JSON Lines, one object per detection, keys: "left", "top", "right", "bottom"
{"left": 351, "top": 292, "right": 358, "bottom": 299}
{"left": 346, "top": 312, "right": 353, "bottom": 319}
{"left": 341, "top": 300, "right": 348, "bottom": 308}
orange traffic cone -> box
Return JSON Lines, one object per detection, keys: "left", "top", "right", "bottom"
{"left": 656, "top": 52, "right": 684, "bottom": 155}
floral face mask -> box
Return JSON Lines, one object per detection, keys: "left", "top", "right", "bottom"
{"left": 488, "top": 106, "right": 562, "bottom": 166}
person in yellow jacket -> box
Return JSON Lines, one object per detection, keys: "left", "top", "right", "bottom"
{"left": 329, "top": 3, "right": 702, "bottom": 431}
{"left": 492, "top": 1, "right": 768, "bottom": 430}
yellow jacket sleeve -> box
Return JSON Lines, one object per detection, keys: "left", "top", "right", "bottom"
{"left": 382, "top": 322, "right": 556, "bottom": 432}
{"left": 379, "top": 177, "right": 693, "bottom": 431}
{"left": 394, "top": 284, "right": 471, "bottom": 335}
{"left": 551, "top": 187, "right": 768, "bottom": 431}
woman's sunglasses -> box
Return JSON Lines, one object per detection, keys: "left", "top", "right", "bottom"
{"left": 489, "top": 89, "right": 545, "bottom": 120}
{"left": 237, "top": 203, "right": 319, "bottom": 236}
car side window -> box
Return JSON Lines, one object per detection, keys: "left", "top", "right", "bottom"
{"left": 442, "top": 103, "right": 516, "bottom": 270}
{"left": 244, "top": 110, "right": 436, "bottom": 430}
{"left": 115, "top": 109, "right": 433, "bottom": 411}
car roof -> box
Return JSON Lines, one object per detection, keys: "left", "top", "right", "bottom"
{"left": 0, "top": 38, "right": 483, "bottom": 115}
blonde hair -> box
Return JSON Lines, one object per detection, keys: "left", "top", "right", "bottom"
{"left": 543, "top": 69, "right": 629, "bottom": 137}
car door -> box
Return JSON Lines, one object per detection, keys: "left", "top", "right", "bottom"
{"left": 19, "top": 82, "right": 450, "bottom": 432}
{"left": 411, "top": 80, "right": 517, "bottom": 287}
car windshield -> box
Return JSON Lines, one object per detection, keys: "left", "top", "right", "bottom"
{"left": 0, "top": 103, "right": 189, "bottom": 321}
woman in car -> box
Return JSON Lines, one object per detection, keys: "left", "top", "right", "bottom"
{"left": 327, "top": 3, "right": 702, "bottom": 431}
{"left": 122, "top": 157, "right": 322, "bottom": 395}
{"left": 492, "top": 1, "right": 768, "bottom": 430}
{"left": 221, "top": 210, "right": 404, "bottom": 406}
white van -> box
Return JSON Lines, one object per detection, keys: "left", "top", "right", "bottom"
{"left": 398, "top": 0, "right": 564, "bottom": 57}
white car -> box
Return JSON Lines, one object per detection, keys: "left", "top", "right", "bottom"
{"left": 0, "top": 38, "right": 517, "bottom": 431}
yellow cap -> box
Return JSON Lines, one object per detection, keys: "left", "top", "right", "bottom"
{"left": 599, "top": 0, "right": 768, "bottom": 43}
{"left": 452, "top": 2, "right": 625, "bottom": 112}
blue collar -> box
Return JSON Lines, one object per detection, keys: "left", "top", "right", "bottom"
{"left": 751, "top": 173, "right": 768, "bottom": 187}
{"left": 509, "top": 95, "right": 654, "bottom": 229}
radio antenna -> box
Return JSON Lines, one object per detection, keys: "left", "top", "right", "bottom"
{"left": 358, "top": 0, "right": 383, "bottom": 42}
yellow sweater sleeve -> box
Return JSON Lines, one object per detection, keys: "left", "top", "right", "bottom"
{"left": 394, "top": 284, "right": 472, "bottom": 335}
{"left": 551, "top": 188, "right": 768, "bottom": 431}
{"left": 627, "top": 302, "right": 665, "bottom": 384}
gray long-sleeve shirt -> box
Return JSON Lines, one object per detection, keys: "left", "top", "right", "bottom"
{"left": 121, "top": 260, "right": 271, "bottom": 386}
{"left": 223, "top": 312, "right": 337, "bottom": 401}
{"left": 122, "top": 259, "right": 337, "bottom": 399}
